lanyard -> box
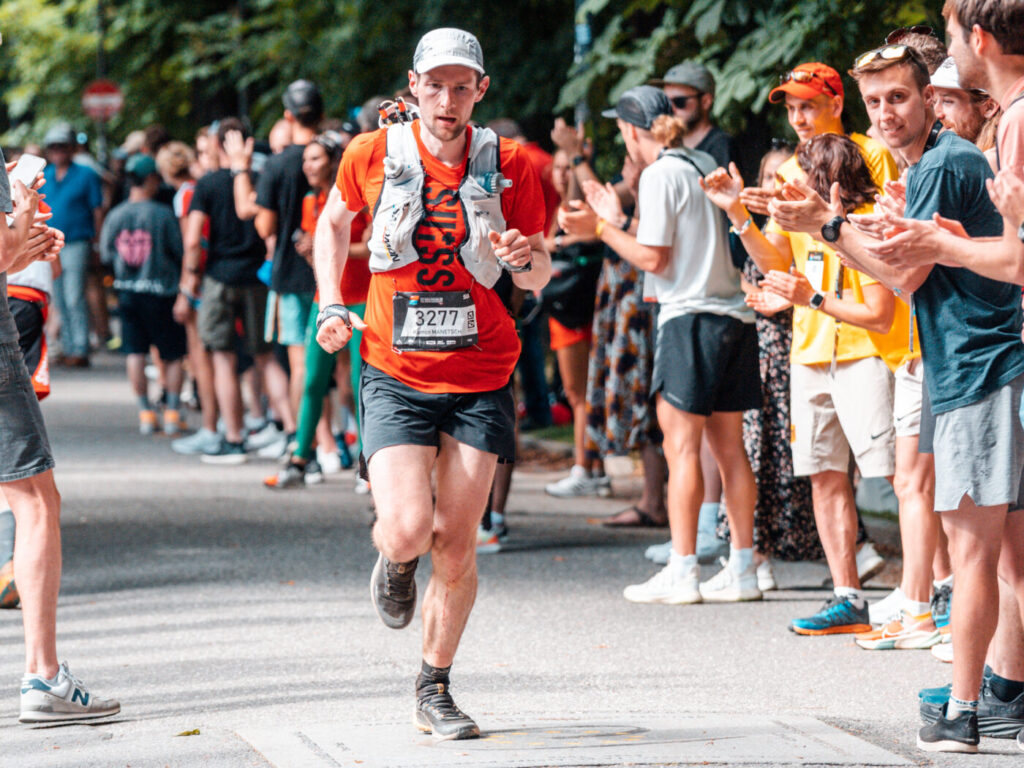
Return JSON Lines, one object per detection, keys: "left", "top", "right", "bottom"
{"left": 903, "top": 120, "right": 942, "bottom": 356}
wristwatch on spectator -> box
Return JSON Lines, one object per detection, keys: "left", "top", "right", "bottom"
{"left": 571, "top": 154, "right": 586, "bottom": 167}
{"left": 809, "top": 291, "right": 826, "bottom": 310}
{"left": 316, "top": 304, "right": 352, "bottom": 331}
{"left": 820, "top": 215, "right": 846, "bottom": 244}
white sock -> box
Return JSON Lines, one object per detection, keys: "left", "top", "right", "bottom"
{"left": 947, "top": 695, "right": 978, "bottom": 720}
{"left": 834, "top": 586, "right": 865, "bottom": 609}
{"left": 933, "top": 574, "right": 953, "bottom": 589}
{"left": 669, "top": 550, "right": 698, "bottom": 577}
{"left": 729, "top": 546, "right": 754, "bottom": 573}
{"left": 901, "top": 598, "right": 931, "bottom": 617}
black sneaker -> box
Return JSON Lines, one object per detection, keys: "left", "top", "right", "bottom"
{"left": 920, "top": 670, "right": 1024, "bottom": 738}
{"left": 918, "top": 706, "right": 979, "bottom": 753}
{"left": 370, "top": 554, "right": 418, "bottom": 629}
{"left": 415, "top": 682, "right": 480, "bottom": 741}
{"left": 200, "top": 438, "right": 247, "bottom": 465}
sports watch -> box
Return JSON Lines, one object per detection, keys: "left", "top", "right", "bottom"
{"left": 315, "top": 304, "right": 352, "bottom": 331}
{"left": 809, "top": 291, "right": 826, "bottom": 310}
{"left": 820, "top": 215, "right": 846, "bottom": 244}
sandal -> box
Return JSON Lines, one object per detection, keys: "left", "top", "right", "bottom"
{"left": 597, "top": 505, "right": 668, "bottom": 528}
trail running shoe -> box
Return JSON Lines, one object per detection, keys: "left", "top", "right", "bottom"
{"left": 476, "top": 525, "right": 502, "bottom": 554}
{"left": 920, "top": 672, "right": 1024, "bottom": 738}
{"left": 699, "top": 561, "right": 762, "bottom": 602}
{"left": 0, "top": 559, "right": 18, "bottom": 609}
{"left": 623, "top": 562, "right": 701, "bottom": 605}
{"left": 855, "top": 610, "right": 939, "bottom": 650}
{"left": 370, "top": 554, "right": 418, "bottom": 629}
{"left": 917, "top": 706, "right": 979, "bottom": 753}
{"left": 415, "top": 681, "right": 480, "bottom": 741}
{"left": 790, "top": 596, "right": 871, "bottom": 635}
{"left": 264, "top": 463, "right": 304, "bottom": 490}
{"left": 868, "top": 587, "right": 905, "bottom": 626}
{"left": 19, "top": 662, "right": 120, "bottom": 723}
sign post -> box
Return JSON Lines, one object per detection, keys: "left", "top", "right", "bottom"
{"left": 82, "top": 79, "right": 123, "bottom": 165}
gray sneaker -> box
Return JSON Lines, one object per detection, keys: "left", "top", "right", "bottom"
{"left": 171, "top": 428, "right": 221, "bottom": 455}
{"left": 20, "top": 662, "right": 120, "bottom": 723}
{"left": 370, "top": 554, "right": 418, "bottom": 629}
{"left": 415, "top": 682, "right": 480, "bottom": 741}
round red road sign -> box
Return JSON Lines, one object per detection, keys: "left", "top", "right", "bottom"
{"left": 82, "top": 79, "right": 124, "bottom": 122}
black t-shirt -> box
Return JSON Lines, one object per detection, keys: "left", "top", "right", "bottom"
{"left": 696, "top": 126, "right": 733, "bottom": 169}
{"left": 189, "top": 169, "right": 265, "bottom": 286}
{"left": 255, "top": 144, "right": 315, "bottom": 294}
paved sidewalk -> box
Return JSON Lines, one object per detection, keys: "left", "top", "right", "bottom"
{"left": 0, "top": 357, "right": 1018, "bottom": 767}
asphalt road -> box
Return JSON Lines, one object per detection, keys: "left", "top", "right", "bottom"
{"left": 0, "top": 355, "right": 1019, "bottom": 767}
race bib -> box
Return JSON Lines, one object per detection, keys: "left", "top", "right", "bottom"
{"left": 392, "top": 291, "right": 479, "bottom": 351}
{"left": 805, "top": 250, "right": 825, "bottom": 292}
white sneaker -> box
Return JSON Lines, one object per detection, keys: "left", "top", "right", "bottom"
{"left": 545, "top": 465, "right": 602, "bottom": 498}
{"left": 756, "top": 559, "right": 777, "bottom": 592}
{"left": 171, "top": 427, "right": 221, "bottom": 456}
{"left": 247, "top": 423, "right": 282, "bottom": 451}
{"left": 594, "top": 474, "right": 613, "bottom": 498}
{"left": 316, "top": 448, "right": 343, "bottom": 475}
{"left": 354, "top": 477, "right": 371, "bottom": 495}
{"left": 20, "top": 662, "right": 120, "bottom": 723}
{"left": 699, "top": 562, "right": 762, "bottom": 602}
{"left": 623, "top": 563, "right": 701, "bottom": 604}
{"left": 257, "top": 434, "right": 289, "bottom": 460}
{"left": 931, "top": 642, "right": 953, "bottom": 663}
{"left": 868, "top": 586, "right": 905, "bottom": 626}
{"left": 476, "top": 525, "right": 502, "bottom": 554}
{"left": 857, "top": 541, "right": 886, "bottom": 584}
{"left": 644, "top": 540, "right": 673, "bottom": 564}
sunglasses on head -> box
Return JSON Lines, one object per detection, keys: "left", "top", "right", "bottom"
{"left": 669, "top": 94, "right": 701, "bottom": 109}
{"left": 854, "top": 44, "right": 913, "bottom": 69}
{"left": 780, "top": 69, "right": 838, "bottom": 97}
{"left": 885, "top": 25, "right": 935, "bottom": 44}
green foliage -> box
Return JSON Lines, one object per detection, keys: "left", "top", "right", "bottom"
{"left": 0, "top": 0, "right": 574, "bottom": 147}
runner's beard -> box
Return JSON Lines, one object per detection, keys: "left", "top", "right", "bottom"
{"left": 423, "top": 114, "right": 468, "bottom": 144}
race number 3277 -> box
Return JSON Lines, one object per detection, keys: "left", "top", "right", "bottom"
{"left": 393, "top": 290, "right": 479, "bottom": 351}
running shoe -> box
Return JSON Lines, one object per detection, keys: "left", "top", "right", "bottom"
{"left": 257, "top": 434, "right": 289, "bottom": 460}
{"left": 920, "top": 672, "right": 1024, "bottom": 738}
{"left": 246, "top": 422, "right": 282, "bottom": 451}
{"left": 316, "top": 448, "right": 343, "bottom": 476}
{"left": 264, "top": 463, "right": 304, "bottom": 490}
{"left": 699, "top": 561, "right": 762, "bottom": 603}
{"left": 623, "top": 563, "right": 701, "bottom": 605}
{"left": 200, "top": 438, "right": 247, "bottom": 465}
{"left": 931, "top": 582, "right": 952, "bottom": 643}
{"left": 162, "top": 409, "right": 182, "bottom": 437}
{"left": 19, "top": 662, "right": 120, "bottom": 723}
{"left": 918, "top": 707, "right": 979, "bottom": 753}
{"left": 868, "top": 587, "right": 905, "bottom": 626}
{"left": 304, "top": 458, "right": 324, "bottom": 486}
{"left": 138, "top": 409, "right": 157, "bottom": 436}
{"left": 476, "top": 525, "right": 502, "bottom": 554}
{"left": 544, "top": 466, "right": 603, "bottom": 498}
{"left": 370, "top": 554, "right": 418, "bottom": 629}
{"left": 856, "top": 542, "right": 885, "bottom": 584}
{"left": 790, "top": 596, "right": 871, "bottom": 635}
{"left": 0, "top": 559, "right": 18, "bottom": 609}
{"left": 931, "top": 642, "right": 953, "bottom": 663}
{"left": 415, "top": 681, "right": 480, "bottom": 741}
{"left": 171, "top": 428, "right": 221, "bottom": 456}
{"left": 355, "top": 477, "right": 371, "bottom": 495}
{"left": 855, "top": 610, "right": 939, "bottom": 650}
{"left": 645, "top": 540, "right": 672, "bottom": 565}
{"left": 756, "top": 559, "right": 777, "bottom": 592}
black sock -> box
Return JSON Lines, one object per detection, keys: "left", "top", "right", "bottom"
{"left": 989, "top": 671, "right": 1024, "bottom": 702}
{"left": 416, "top": 660, "right": 450, "bottom": 697}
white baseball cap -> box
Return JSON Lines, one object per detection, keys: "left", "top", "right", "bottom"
{"left": 931, "top": 57, "right": 963, "bottom": 90}
{"left": 413, "top": 28, "right": 485, "bottom": 75}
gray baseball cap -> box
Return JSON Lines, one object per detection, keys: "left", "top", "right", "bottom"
{"left": 413, "top": 28, "right": 484, "bottom": 75}
{"left": 43, "top": 123, "right": 77, "bottom": 147}
{"left": 601, "top": 86, "right": 673, "bottom": 130}
{"left": 649, "top": 60, "right": 716, "bottom": 96}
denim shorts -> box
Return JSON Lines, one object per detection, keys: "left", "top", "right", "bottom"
{"left": 0, "top": 341, "right": 54, "bottom": 482}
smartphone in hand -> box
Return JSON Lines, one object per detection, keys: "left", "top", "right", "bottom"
{"left": 6, "top": 154, "right": 46, "bottom": 225}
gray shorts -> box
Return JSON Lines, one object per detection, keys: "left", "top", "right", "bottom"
{"left": 933, "top": 372, "right": 1024, "bottom": 512}
{"left": 198, "top": 276, "right": 270, "bottom": 355}
{"left": 0, "top": 341, "right": 54, "bottom": 482}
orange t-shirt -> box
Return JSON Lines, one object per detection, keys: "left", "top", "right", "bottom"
{"left": 336, "top": 120, "right": 545, "bottom": 394}
{"left": 301, "top": 190, "right": 371, "bottom": 305}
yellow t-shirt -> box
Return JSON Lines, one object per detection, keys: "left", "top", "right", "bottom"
{"left": 769, "top": 132, "right": 914, "bottom": 367}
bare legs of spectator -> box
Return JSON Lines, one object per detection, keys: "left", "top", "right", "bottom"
{"left": 260, "top": 354, "right": 296, "bottom": 434}
{"left": 184, "top": 315, "right": 218, "bottom": 433}
{"left": 892, "top": 436, "right": 937, "bottom": 604}
{"left": 985, "top": 512, "right": 1024, "bottom": 685}
{"left": 810, "top": 470, "right": 860, "bottom": 589}
{"left": 212, "top": 350, "right": 246, "bottom": 443}
{"left": 4, "top": 470, "right": 61, "bottom": 678}
{"left": 286, "top": 344, "right": 306, "bottom": 424}
{"left": 638, "top": 445, "right": 666, "bottom": 521}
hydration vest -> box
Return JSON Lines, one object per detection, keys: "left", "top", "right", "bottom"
{"left": 367, "top": 123, "right": 509, "bottom": 289}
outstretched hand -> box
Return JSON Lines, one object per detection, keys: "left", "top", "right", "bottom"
{"left": 582, "top": 179, "right": 624, "bottom": 226}
{"left": 699, "top": 162, "right": 745, "bottom": 214}
{"left": 223, "top": 130, "right": 254, "bottom": 172}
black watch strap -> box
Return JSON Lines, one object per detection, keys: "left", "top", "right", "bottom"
{"left": 821, "top": 215, "right": 846, "bottom": 244}
{"left": 316, "top": 304, "right": 351, "bottom": 331}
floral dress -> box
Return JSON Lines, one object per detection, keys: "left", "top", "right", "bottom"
{"left": 584, "top": 252, "right": 661, "bottom": 459}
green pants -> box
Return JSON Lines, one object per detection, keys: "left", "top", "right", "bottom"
{"left": 293, "top": 301, "right": 365, "bottom": 462}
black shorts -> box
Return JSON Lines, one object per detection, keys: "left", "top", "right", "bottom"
{"left": 359, "top": 363, "right": 516, "bottom": 470}
{"left": 9, "top": 296, "right": 46, "bottom": 388}
{"left": 118, "top": 291, "right": 187, "bottom": 361}
{"left": 650, "top": 312, "right": 760, "bottom": 416}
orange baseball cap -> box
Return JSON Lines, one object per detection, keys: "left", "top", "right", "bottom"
{"left": 768, "top": 63, "right": 844, "bottom": 103}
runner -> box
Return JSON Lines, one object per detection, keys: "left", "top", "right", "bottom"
{"left": 313, "top": 28, "right": 549, "bottom": 740}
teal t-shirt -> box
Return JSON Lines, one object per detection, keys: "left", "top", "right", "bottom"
{"left": 907, "top": 131, "right": 1024, "bottom": 414}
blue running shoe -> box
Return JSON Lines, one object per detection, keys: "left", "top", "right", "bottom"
{"left": 790, "top": 595, "right": 871, "bottom": 635}
{"left": 931, "top": 582, "right": 952, "bottom": 643}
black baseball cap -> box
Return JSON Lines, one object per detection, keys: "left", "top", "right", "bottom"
{"left": 282, "top": 80, "right": 324, "bottom": 122}
{"left": 601, "top": 86, "right": 673, "bottom": 130}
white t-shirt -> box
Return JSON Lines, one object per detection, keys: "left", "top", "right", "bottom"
{"left": 636, "top": 147, "right": 751, "bottom": 326}
{"left": 8, "top": 259, "right": 54, "bottom": 296}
